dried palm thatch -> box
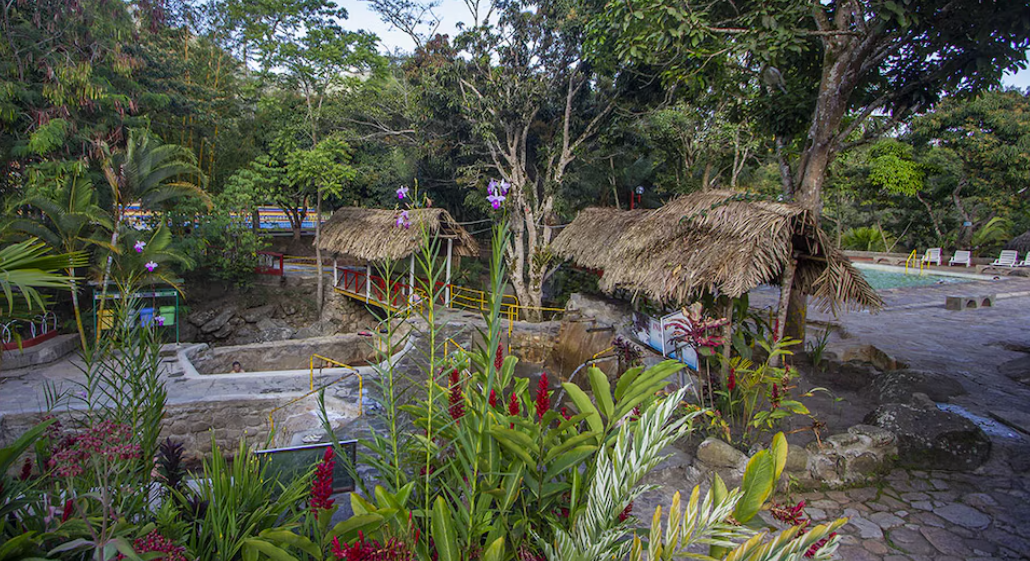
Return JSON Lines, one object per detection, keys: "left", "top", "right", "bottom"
{"left": 1004, "top": 230, "right": 1030, "bottom": 254}
{"left": 552, "top": 191, "right": 882, "bottom": 312}
{"left": 316, "top": 207, "right": 478, "bottom": 261}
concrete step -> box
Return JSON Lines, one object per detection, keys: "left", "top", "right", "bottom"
{"left": 1, "top": 333, "right": 79, "bottom": 372}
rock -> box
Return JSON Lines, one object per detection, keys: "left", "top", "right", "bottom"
{"left": 188, "top": 308, "right": 217, "bottom": 327}
{"left": 200, "top": 307, "right": 237, "bottom": 334}
{"left": 785, "top": 445, "right": 809, "bottom": 473}
{"left": 874, "top": 369, "right": 968, "bottom": 404}
{"left": 998, "top": 355, "right": 1030, "bottom": 386}
{"left": 811, "top": 360, "right": 879, "bottom": 392}
{"left": 696, "top": 438, "right": 747, "bottom": 469}
{"left": 869, "top": 511, "right": 905, "bottom": 529}
{"left": 294, "top": 319, "right": 340, "bottom": 339}
{"left": 864, "top": 402, "right": 991, "bottom": 471}
{"left": 933, "top": 503, "right": 991, "bottom": 529}
{"left": 242, "top": 305, "right": 276, "bottom": 323}
{"left": 920, "top": 527, "right": 972, "bottom": 555}
{"left": 844, "top": 509, "right": 883, "bottom": 539}
{"left": 255, "top": 317, "right": 282, "bottom": 332}
{"left": 804, "top": 425, "right": 896, "bottom": 487}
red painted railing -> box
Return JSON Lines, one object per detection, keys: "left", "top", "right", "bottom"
{"left": 255, "top": 251, "right": 285, "bottom": 276}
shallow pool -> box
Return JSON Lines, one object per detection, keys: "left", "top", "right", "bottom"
{"left": 854, "top": 265, "right": 969, "bottom": 290}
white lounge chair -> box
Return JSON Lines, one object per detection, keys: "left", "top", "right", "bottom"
{"left": 1020, "top": 252, "right": 1030, "bottom": 267}
{"left": 921, "top": 248, "right": 942, "bottom": 267}
{"left": 949, "top": 250, "right": 972, "bottom": 267}
{"left": 991, "top": 250, "right": 1020, "bottom": 267}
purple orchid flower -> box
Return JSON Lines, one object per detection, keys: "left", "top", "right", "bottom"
{"left": 145, "top": 261, "right": 158, "bottom": 272}
{"left": 498, "top": 180, "right": 511, "bottom": 195}
{"left": 154, "top": 316, "right": 165, "bottom": 327}
{"left": 396, "top": 186, "right": 409, "bottom": 200}
{"left": 395, "top": 210, "right": 411, "bottom": 229}
{"left": 134, "top": 240, "right": 146, "bottom": 253}
{"left": 487, "top": 179, "right": 499, "bottom": 195}
{"left": 487, "top": 192, "right": 506, "bottom": 210}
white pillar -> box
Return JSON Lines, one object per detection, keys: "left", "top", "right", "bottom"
{"left": 332, "top": 258, "right": 338, "bottom": 287}
{"left": 365, "top": 263, "right": 371, "bottom": 301}
{"left": 408, "top": 254, "right": 415, "bottom": 296}
{"left": 445, "top": 238, "right": 453, "bottom": 307}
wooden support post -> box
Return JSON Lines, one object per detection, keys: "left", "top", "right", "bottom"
{"left": 332, "top": 258, "right": 338, "bottom": 287}
{"left": 445, "top": 238, "right": 453, "bottom": 307}
{"left": 365, "top": 264, "right": 371, "bottom": 301}
{"left": 408, "top": 255, "right": 415, "bottom": 297}
{"left": 774, "top": 255, "right": 797, "bottom": 366}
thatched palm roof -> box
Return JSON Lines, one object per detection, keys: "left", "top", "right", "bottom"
{"left": 1004, "top": 230, "right": 1030, "bottom": 254}
{"left": 552, "top": 191, "right": 882, "bottom": 312}
{"left": 317, "top": 208, "right": 477, "bottom": 261}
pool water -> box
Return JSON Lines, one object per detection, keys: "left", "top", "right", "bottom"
{"left": 854, "top": 266, "right": 968, "bottom": 290}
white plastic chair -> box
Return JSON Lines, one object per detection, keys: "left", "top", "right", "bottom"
{"left": 991, "top": 250, "right": 1019, "bottom": 267}
{"left": 948, "top": 250, "right": 971, "bottom": 267}
{"left": 1020, "top": 252, "right": 1030, "bottom": 267}
{"left": 921, "top": 248, "right": 942, "bottom": 267}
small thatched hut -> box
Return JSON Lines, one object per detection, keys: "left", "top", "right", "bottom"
{"left": 1004, "top": 230, "right": 1030, "bottom": 254}
{"left": 317, "top": 207, "right": 477, "bottom": 262}
{"left": 552, "top": 191, "right": 881, "bottom": 314}
{"left": 316, "top": 208, "right": 477, "bottom": 307}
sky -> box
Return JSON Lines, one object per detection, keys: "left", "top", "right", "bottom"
{"left": 342, "top": 0, "right": 1030, "bottom": 89}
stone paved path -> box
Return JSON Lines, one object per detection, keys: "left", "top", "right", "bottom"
{"left": 772, "top": 466, "right": 1030, "bottom": 560}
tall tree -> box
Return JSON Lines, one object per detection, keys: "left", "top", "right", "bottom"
{"left": 599, "top": 0, "right": 1030, "bottom": 336}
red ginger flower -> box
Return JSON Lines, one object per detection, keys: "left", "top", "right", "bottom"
{"left": 560, "top": 406, "right": 571, "bottom": 421}
{"left": 495, "top": 343, "right": 504, "bottom": 370}
{"left": 19, "top": 457, "right": 31, "bottom": 481}
{"left": 806, "top": 533, "right": 837, "bottom": 558}
{"left": 535, "top": 373, "right": 550, "bottom": 421}
{"left": 448, "top": 369, "right": 465, "bottom": 421}
{"left": 618, "top": 502, "right": 633, "bottom": 522}
{"left": 61, "top": 499, "right": 74, "bottom": 523}
{"left": 116, "top": 530, "right": 187, "bottom": 561}
{"left": 727, "top": 368, "right": 737, "bottom": 392}
{"left": 489, "top": 389, "right": 499, "bottom": 408}
{"left": 508, "top": 392, "right": 520, "bottom": 416}
{"left": 310, "top": 446, "right": 335, "bottom": 511}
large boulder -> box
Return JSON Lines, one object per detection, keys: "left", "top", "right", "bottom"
{"left": 810, "top": 360, "right": 880, "bottom": 392}
{"left": 864, "top": 400, "right": 991, "bottom": 470}
{"left": 200, "top": 307, "right": 236, "bottom": 334}
{"left": 874, "top": 370, "right": 968, "bottom": 404}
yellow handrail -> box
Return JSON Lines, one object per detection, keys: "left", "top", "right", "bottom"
{"left": 905, "top": 250, "right": 918, "bottom": 274}
{"left": 268, "top": 360, "right": 363, "bottom": 433}
{"left": 309, "top": 354, "right": 355, "bottom": 391}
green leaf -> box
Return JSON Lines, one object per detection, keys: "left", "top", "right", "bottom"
{"left": 328, "top": 513, "right": 385, "bottom": 542}
{"left": 0, "top": 418, "right": 55, "bottom": 474}
{"left": 481, "top": 537, "right": 505, "bottom": 561}
{"left": 614, "top": 365, "right": 644, "bottom": 400}
{"left": 770, "top": 432, "right": 788, "bottom": 482}
{"left": 562, "top": 382, "right": 603, "bottom": 434}
{"left": 258, "top": 530, "right": 320, "bottom": 559}
{"left": 733, "top": 450, "right": 775, "bottom": 523}
{"left": 586, "top": 367, "right": 614, "bottom": 419}
{"left": 489, "top": 426, "right": 538, "bottom": 465}
{"left": 432, "top": 497, "right": 459, "bottom": 561}
{"left": 241, "top": 539, "right": 300, "bottom": 561}
{"left": 544, "top": 445, "right": 597, "bottom": 480}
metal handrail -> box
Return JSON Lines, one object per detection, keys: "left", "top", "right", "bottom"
{"left": 904, "top": 250, "right": 918, "bottom": 274}
{"left": 267, "top": 357, "right": 363, "bottom": 433}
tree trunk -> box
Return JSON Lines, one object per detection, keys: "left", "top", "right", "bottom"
{"left": 96, "top": 218, "right": 122, "bottom": 344}
{"left": 915, "top": 191, "right": 944, "bottom": 243}
{"left": 952, "top": 177, "right": 973, "bottom": 248}
{"left": 69, "top": 270, "right": 87, "bottom": 351}
{"left": 775, "top": 255, "right": 798, "bottom": 365}
{"left": 315, "top": 191, "right": 324, "bottom": 314}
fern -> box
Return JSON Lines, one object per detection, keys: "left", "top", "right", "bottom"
{"left": 27, "top": 118, "right": 70, "bottom": 156}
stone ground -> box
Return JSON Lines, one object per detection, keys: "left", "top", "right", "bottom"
{"left": 751, "top": 276, "right": 1030, "bottom": 560}
{"left": 4, "top": 277, "right": 1030, "bottom": 559}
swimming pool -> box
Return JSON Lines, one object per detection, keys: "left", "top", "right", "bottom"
{"left": 852, "top": 263, "right": 973, "bottom": 290}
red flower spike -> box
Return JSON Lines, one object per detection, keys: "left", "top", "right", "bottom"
{"left": 489, "top": 389, "right": 499, "bottom": 409}
{"left": 508, "top": 392, "right": 520, "bottom": 429}
{"left": 630, "top": 406, "right": 641, "bottom": 422}
{"left": 310, "top": 446, "right": 335, "bottom": 512}
{"left": 560, "top": 406, "right": 571, "bottom": 421}
{"left": 535, "top": 373, "right": 550, "bottom": 421}
{"left": 449, "top": 375, "right": 465, "bottom": 421}
{"left": 19, "top": 457, "right": 31, "bottom": 481}
{"left": 61, "top": 499, "right": 74, "bottom": 523}
{"left": 495, "top": 343, "right": 504, "bottom": 370}
{"left": 727, "top": 369, "right": 737, "bottom": 392}
{"left": 449, "top": 368, "right": 459, "bottom": 386}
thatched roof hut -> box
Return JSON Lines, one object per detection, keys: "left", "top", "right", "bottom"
{"left": 317, "top": 208, "right": 477, "bottom": 261}
{"left": 1004, "top": 230, "right": 1030, "bottom": 254}
{"left": 552, "top": 191, "right": 881, "bottom": 312}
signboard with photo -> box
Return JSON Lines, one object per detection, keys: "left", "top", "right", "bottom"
{"left": 632, "top": 310, "right": 699, "bottom": 370}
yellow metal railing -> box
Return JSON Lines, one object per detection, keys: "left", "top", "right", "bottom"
{"left": 267, "top": 356, "right": 363, "bottom": 433}
{"left": 904, "top": 250, "right": 928, "bottom": 276}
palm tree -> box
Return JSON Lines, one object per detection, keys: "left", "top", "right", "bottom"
{"left": 97, "top": 129, "right": 210, "bottom": 339}
{"left": 10, "top": 173, "right": 113, "bottom": 349}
